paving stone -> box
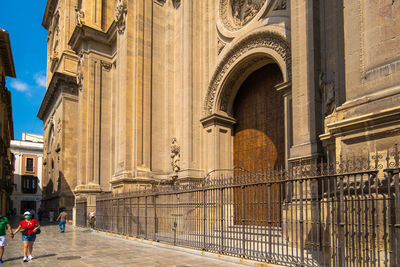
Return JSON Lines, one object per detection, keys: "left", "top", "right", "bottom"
{"left": 2, "top": 222, "right": 245, "bottom": 266}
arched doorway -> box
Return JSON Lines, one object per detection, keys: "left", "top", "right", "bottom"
{"left": 233, "top": 63, "right": 284, "bottom": 226}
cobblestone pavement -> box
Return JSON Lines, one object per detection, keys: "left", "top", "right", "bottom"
{"left": 2, "top": 221, "right": 245, "bottom": 266}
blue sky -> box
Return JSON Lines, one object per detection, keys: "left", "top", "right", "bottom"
{"left": 1, "top": 1, "right": 48, "bottom": 140}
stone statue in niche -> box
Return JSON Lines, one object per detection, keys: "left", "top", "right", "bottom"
{"left": 75, "top": 6, "right": 85, "bottom": 26}
{"left": 76, "top": 52, "right": 84, "bottom": 91}
{"left": 170, "top": 138, "right": 181, "bottom": 177}
{"left": 115, "top": 0, "right": 128, "bottom": 34}
{"left": 319, "top": 72, "right": 336, "bottom": 116}
{"left": 231, "top": 0, "right": 262, "bottom": 26}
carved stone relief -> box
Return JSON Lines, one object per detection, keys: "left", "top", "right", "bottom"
{"left": 203, "top": 32, "right": 291, "bottom": 115}
{"left": 76, "top": 52, "right": 84, "bottom": 91}
{"left": 319, "top": 72, "right": 336, "bottom": 116}
{"left": 170, "top": 138, "right": 181, "bottom": 176}
{"left": 220, "top": 0, "right": 266, "bottom": 31}
{"left": 115, "top": 0, "right": 128, "bottom": 34}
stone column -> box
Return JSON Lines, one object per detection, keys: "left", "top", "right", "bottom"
{"left": 75, "top": 53, "right": 101, "bottom": 194}
{"left": 289, "top": 2, "right": 323, "bottom": 259}
{"left": 289, "top": 0, "right": 323, "bottom": 162}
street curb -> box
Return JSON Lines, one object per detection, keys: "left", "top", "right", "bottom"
{"left": 73, "top": 226, "right": 284, "bottom": 267}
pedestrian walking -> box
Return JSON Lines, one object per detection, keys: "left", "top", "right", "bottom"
{"left": 0, "top": 215, "right": 14, "bottom": 263}
{"left": 13, "top": 211, "right": 40, "bottom": 262}
{"left": 56, "top": 209, "right": 68, "bottom": 233}
{"left": 49, "top": 211, "right": 54, "bottom": 222}
{"left": 29, "top": 209, "right": 36, "bottom": 219}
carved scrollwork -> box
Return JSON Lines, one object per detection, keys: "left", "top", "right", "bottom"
{"left": 203, "top": 31, "right": 291, "bottom": 115}
{"left": 115, "top": 0, "right": 128, "bottom": 34}
{"left": 217, "top": 38, "right": 226, "bottom": 55}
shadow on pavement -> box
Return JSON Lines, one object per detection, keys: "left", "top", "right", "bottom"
{"left": 4, "top": 254, "right": 57, "bottom": 262}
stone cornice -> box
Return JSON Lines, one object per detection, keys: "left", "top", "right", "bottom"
{"left": 68, "top": 22, "right": 117, "bottom": 53}
{"left": 322, "top": 106, "right": 400, "bottom": 139}
{"left": 200, "top": 113, "right": 237, "bottom": 128}
{"left": 0, "top": 29, "right": 16, "bottom": 78}
{"left": 42, "top": 0, "right": 58, "bottom": 29}
{"left": 37, "top": 72, "right": 78, "bottom": 121}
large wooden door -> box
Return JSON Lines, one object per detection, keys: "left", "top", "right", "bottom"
{"left": 233, "top": 64, "right": 284, "bottom": 226}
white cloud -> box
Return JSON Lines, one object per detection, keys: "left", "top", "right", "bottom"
{"left": 10, "top": 80, "right": 29, "bottom": 92}
{"left": 34, "top": 73, "right": 47, "bottom": 87}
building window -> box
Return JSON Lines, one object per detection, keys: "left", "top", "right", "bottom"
{"left": 26, "top": 157, "right": 35, "bottom": 172}
{"left": 22, "top": 175, "right": 37, "bottom": 194}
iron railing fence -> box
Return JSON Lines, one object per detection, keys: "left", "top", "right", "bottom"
{"left": 88, "top": 146, "right": 400, "bottom": 267}
{"left": 76, "top": 198, "right": 87, "bottom": 227}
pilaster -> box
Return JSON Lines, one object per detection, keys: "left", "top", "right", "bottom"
{"left": 289, "top": 0, "right": 323, "bottom": 162}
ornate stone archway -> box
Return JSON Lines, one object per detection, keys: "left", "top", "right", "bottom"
{"left": 201, "top": 29, "right": 291, "bottom": 173}
{"left": 203, "top": 29, "right": 291, "bottom": 117}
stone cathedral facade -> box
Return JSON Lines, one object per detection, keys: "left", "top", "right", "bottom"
{"left": 38, "top": 0, "right": 400, "bottom": 214}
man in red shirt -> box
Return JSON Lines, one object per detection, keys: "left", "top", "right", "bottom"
{"left": 12, "top": 211, "right": 41, "bottom": 262}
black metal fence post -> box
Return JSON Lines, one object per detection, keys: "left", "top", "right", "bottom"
{"left": 203, "top": 183, "right": 206, "bottom": 251}
{"left": 338, "top": 176, "right": 345, "bottom": 267}
{"left": 154, "top": 194, "right": 157, "bottom": 241}
{"left": 299, "top": 178, "right": 304, "bottom": 267}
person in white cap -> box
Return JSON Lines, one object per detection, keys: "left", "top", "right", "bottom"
{"left": 13, "top": 211, "right": 41, "bottom": 262}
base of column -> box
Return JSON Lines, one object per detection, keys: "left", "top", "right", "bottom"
{"left": 74, "top": 183, "right": 102, "bottom": 194}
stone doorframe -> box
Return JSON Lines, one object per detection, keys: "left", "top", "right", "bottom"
{"left": 201, "top": 29, "right": 292, "bottom": 172}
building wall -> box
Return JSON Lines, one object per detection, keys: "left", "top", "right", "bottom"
{"left": 10, "top": 134, "right": 43, "bottom": 215}
{"left": 39, "top": 0, "right": 400, "bottom": 214}
{"left": 0, "top": 29, "right": 15, "bottom": 216}
{"left": 321, "top": 1, "right": 400, "bottom": 160}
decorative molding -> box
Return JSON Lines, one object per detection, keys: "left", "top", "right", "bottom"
{"left": 37, "top": 72, "right": 79, "bottom": 120}
{"left": 203, "top": 31, "right": 291, "bottom": 116}
{"left": 217, "top": 38, "right": 226, "bottom": 55}
{"left": 200, "top": 113, "right": 237, "bottom": 128}
{"left": 101, "top": 61, "right": 112, "bottom": 71}
{"left": 115, "top": 0, "right": 127, "bottom": 34}
{"left": 363, "top": 58, "right": 400, "bottom": 81}
{"left": 219, "top": 0, "right": 266, "bottom": 31}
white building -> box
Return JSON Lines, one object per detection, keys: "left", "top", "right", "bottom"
{"left": 10, "top": 133, "right": 43, "bottom": 215}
